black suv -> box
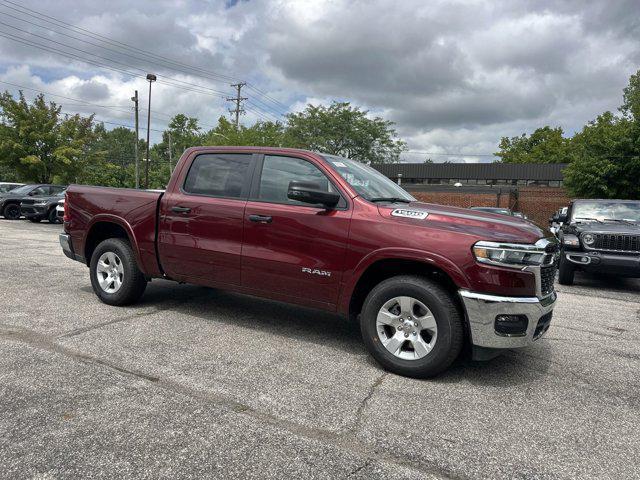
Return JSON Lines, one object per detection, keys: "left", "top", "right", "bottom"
{"left": 555, "top": 199, "right": 640, "bottom": 285}
{"left": 0, "top": 184, "right": 66, "bottom": 220}
{"left": 20, "top": 190, "right": 65, "bottom": 223}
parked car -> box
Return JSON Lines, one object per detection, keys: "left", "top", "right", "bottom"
{"left": 0, "top": 184, "right": 66, "bottom": 220}
{"left": 20, "top": 190, "right": 66, "bottom": 223}
{"left": 556, "top": 199, "right": 640, "bottom": 285}
{"left": 0, "top": 182, "right": 24, "bottom": 193}
{"left": 549, "top": 206, "right": 568, "bottom": 237}
{"left": 59, "top": 147, "right": 558, "bottom": 378}
{"left": 56, "top": 198, "right": 64, "bottom": 221}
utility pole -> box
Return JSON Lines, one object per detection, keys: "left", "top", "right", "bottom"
{"left": 131, "top": 90, "right": 139, "bottom": 188}
{"left": 226, "top": 82, "right": 247, "bottom": 129}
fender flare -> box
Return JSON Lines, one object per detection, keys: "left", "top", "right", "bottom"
{"left": 337, "top": 247, "right": 470, "bottom": 315}
{"left": 83, "top": 214, "right": 145, "bottom": 271}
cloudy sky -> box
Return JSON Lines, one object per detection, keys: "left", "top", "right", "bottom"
{"left": 0, "top": 0, "right": 638, "bottom": 162}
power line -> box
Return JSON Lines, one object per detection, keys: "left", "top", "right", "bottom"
{"left": 0, "top": 78, "right": 220, "bottom": 129}
{"left": 0, "top": 22, "right": 232, "bottom": 98}
{"left": 0, "top": 0, "right": 290, "bottom": 117}
{"left": 0, "top": 0, "right": 238, "bottom": 84}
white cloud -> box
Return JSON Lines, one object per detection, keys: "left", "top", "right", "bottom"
{"left": 0, "top": 0, "right": 637, "bottom": 157}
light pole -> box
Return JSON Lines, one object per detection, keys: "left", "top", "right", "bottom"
{"left": 144, "top": 73, "right": 156, "bottom": 189}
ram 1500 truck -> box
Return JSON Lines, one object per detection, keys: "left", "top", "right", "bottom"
{"left": 60, "top": 147, "right": 558, "bottom": 378}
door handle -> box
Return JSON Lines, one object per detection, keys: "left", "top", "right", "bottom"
{"left": 171, "top": 206, "right": 191, "bottom": 214}
{"left": 248, "top": 214, "right": 272, "bottom": 224}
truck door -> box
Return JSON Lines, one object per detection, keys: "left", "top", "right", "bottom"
{"left": 241, "top": 154, "right": 352, "bottom": 309}
{"left": 158, "top": 152, "right": 256, "bottom": 286}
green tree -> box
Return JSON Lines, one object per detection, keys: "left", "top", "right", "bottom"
{"left": 201, "top": 116, "right": 289, "bottom": 147}
{"left": 563, "top": 112, "right": 639, "bottom": 198}
{"left": 77, "top": 124, "right": 146, "bottom": 188}
{"left": 495, "top": 126, "right": 573, "bottom": 164}
{"left": 285, "top": 102, "right": 406, "bottom": 163}
{"left": 0, "top": 91, "right": 95, "bottom": 183}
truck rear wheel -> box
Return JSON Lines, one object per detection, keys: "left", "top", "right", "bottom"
{"left": 558, "top": 253, "right": 574, "bottom": 285}
{"left": 360, "top": 275, "right": 463, "bottom": 378}
{"left": 89, "top": 238, "right": 147, "bottom": 306}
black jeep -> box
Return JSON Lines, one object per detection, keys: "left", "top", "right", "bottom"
{"left": 555, "top": 199, "right": 640, "bottom": 285}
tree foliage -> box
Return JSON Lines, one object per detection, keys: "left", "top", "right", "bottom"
{"left": 495, "top": 126, "right": 573, "bottom": 164}
{"left": 496, "top": 70, "right": 640, "bottom": 199}
{"left": 0, "top": 92, "right": 96, "bottom": 183}
{"left": 0, "top": 92, "right": 405, "bottom": 188}
{"left": 286, "top": 102, "right": 406, "bottom": 163}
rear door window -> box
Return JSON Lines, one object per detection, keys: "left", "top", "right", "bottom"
{"left": 183, "top": 153, "right": 254, "bottom": 199}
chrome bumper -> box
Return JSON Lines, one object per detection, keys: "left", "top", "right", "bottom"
{"left": 59, "top": 233, "right": 85, "bottom": 263}
{"left": 459, "top": 290, "right": 556, "bottom": 349}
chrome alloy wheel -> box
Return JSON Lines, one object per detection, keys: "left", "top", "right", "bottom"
{"left": 96, "top": 252, "right": 124, "bottom": 293}
{"left": 376, "top": 296, "right": 438, "bottom": 360}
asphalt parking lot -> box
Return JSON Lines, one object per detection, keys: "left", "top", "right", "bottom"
{"left": 1, "top": 220, "right": 639, "bottom": 479}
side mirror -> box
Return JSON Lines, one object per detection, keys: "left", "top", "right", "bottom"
{"left": 558, "top": 213, "right": 568, "bottom": 223}
{"left": 287, "top": 181, "right": 340, "bottom": 208}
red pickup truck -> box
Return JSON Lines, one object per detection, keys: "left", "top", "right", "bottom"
{"left": 60, "top": 147, "right": 558, "bottom": 377}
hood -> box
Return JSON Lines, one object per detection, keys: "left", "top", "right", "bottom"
{"left": 570, "top": 221, "right": 640, "bottom": 234}
{"left": 377, "top": 200, "right": 545, "bottom": 244}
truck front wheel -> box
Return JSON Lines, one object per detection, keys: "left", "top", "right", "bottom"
{"left": 360, "top": 275, "right": 463, "bottom": 378}
{"left": 89, "top": 238, "right": 147, "bottom": 306}
{"left": 558, "top": 253, "right": 574, "bottom": 285}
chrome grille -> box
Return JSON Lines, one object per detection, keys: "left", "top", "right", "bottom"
{"left": 593, "top": 233, "right": 640, "bottom": 252}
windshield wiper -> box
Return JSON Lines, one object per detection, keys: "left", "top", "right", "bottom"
{"left": 368, "top": 197, "right": 412, "bottom": 203}
{"left": 574, "top": 217, "right": 603, "bottom": 223}
{"left": 602, "top": 218, "right": 637, "bottom": 225}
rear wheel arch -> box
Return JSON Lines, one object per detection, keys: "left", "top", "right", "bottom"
{"left": 84, "top": 221, "right": 137, "bottom": 267}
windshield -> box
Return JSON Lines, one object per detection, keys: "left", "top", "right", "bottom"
{"left": 572, "top": 201, "right": 640, "bottom": 223}
{"left": 323, "top": 155, "right": 415, "bottom": 202}
{"left": 5, "top": 185, "right": 33, "bottom": 195}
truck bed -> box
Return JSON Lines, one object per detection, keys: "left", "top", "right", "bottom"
{"left": 65, "top": 185, "right": 164, "bottom": 275}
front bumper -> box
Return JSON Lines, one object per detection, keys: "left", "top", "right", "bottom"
{"left": 565, "top": 251, "right": 640, "bottom": 277}
{"left": 59, "top": 233, "right": 85, "bottom": 263}
{"left": 459, "top": 290, "right": 556, "bottom": 349}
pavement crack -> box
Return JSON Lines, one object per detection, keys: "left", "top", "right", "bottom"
{"left": 57, "top": 289, "right": 213, "bottom": 339}
{"left": 0, "top": 324, "right": 456, "bottom": 479}
{"left": 345, "top": 457, "right": 373, "bottom": 478}
{"left": 349, "top": 372, "right": 388, "bottom": 435}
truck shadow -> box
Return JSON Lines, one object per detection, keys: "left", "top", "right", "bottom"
{"left": 126, "top": 280, "right": 553, "bottom": 387}
{"left": 565, "top": 272, "right": 640, "bottom": 292}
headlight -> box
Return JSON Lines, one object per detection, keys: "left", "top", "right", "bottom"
{"left": 473, "top": 240, "right": 555, "bottom": 268}
{"left": 582, "top": 233, "right": 595, "bottom": 246}
{"left": 562, "top": 234, "right": 580, "bottom": 247}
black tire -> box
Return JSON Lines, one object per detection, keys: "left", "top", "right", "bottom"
{"left": 558, "top": 253, "right": 575, "bottom": 285}
{"left": 360, "top": 275, "right": 464, "bottom": 378}
{"left": 48, "top": 207, "right": 60, "bottom": 224}
{"left": 2, "top": 203, "right": 21, "bottom": 220}
{"left": 28, "top": 217, "right": 42, "bottom": 223}
{"left": 89, "top": 238, "right": 147, "bottom": 306}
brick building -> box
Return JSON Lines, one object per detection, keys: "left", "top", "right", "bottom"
{"left": 372, "top": 163, "right": 571, "bottom": 227}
